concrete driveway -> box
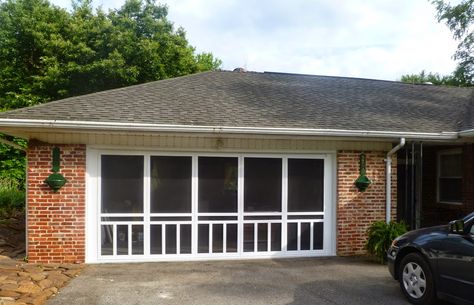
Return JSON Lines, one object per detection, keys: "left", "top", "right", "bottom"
{"left": 46, "top": 257, "right": 409, "bottom": 305}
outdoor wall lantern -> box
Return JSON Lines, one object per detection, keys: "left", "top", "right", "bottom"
{"left": 354, "top": 152, "right": 372, "bottom": 192}
{"left": 44, "top": 147, "right": 67, "bottom": 192}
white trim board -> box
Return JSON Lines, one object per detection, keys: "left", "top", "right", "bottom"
{"left": 0, "top": 118, "right": 460, "bottom": 140}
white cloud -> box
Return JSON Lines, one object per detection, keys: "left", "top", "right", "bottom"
{"left": 49, "top": 0, "right": 458, "bottom": 81}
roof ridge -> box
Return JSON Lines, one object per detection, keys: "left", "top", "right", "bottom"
{"left": 261, "top": 71, "right": 474, "bottom": 90}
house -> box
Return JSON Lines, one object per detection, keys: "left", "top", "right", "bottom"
{"left": 0, "top": 70, "right": 472, "bottom": 264}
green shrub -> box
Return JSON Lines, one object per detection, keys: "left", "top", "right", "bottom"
{"left": 366, "top": 220, "right": 407, "bottom": 263}
{"left": 0, "top": 178, "right": 25, "bottom": 219}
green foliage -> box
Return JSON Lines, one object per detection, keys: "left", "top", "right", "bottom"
{"left": 0, "top": 136, "right": 26, "bottom": 188}
{"left": 400, "top": 70, "right": 468, "bottom": 86}
{"left": 0, "top": 178, "right": 25, "bottom": 219}
{"left": 0, "top": 0, "right": 222, "bottom": 110}
{"left": 366, "top": 220, "right": 407, "bottom": 264}
{"left": 196, "top": 52, "right": 223, "bottom": 71}
{"left": 0, "top": 0, "right": 222, "bottom": 186}
{"left": 432, "top": 0, "right": 474, "bottom": 85}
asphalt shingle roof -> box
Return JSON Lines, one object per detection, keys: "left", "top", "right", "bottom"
{"left": 0, "top": 70, "right": 473, "bottom": 133}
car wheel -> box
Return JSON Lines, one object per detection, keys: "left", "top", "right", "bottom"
{"left": 398, "top": 253, "right": 436, "bottom": 305}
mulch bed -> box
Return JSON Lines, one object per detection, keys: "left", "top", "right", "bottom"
{"left": 0, "top": 213, "right": 25, "bottom": 260}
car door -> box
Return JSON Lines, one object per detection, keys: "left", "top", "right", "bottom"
{"left": 436, "top": 220, "right": 474, "bottom": 302}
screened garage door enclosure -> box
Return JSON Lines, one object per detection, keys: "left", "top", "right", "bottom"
{"left": 86, "top": 151, "right": 335, "bottom": 262}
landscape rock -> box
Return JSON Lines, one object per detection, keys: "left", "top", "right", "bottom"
{"left": 45, "top": 287, "right": 58, "bottom": 295}
{"left": 37, "top": 279, "right": 52, "bottom": 289}
{"left": 30, "top": 290, "right": 54, "bottom": 305}
{"left": 64, "top": 268, "right": 81, "bottom": 278}
{"left": 15, "top": 282, "right": 42, "bottom": 294}
{"left": 21, "top": 265, "right": 43, "bottom": 273}
{"left": 0, "top": 290, "right": 20, "bottom": 298}
{"left": 0, "top": 283, "right": 19, "bottom": 291}
{"left": 30, "top": 273, "right": 46, "bottom": 282}
{"left": 46, "top": 273, "right": 70, "bottom": 288}
{"left": 0, "top": 258, "right": 83, "bottom": 304}
{"left": 0, "top": 297, "right": 15, "bottom": 305}
{"left": 17, "top": 271, "right": 31, "bottom": 278}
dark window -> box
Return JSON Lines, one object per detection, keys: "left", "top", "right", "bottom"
{"left": 271, "top": 223, "right": 281, "bottom": 251}
{"left": 257, "top": 223, "right": 268, "bottom": 252}
{"left": 150, "top": 156, "right": 192, "bottom": 213}
{"left": 243, "top": 223, "right": 254, "bottom": 252}
{"left": 198, "top": 224, "right": 209, "bottom": 253}
{"left": 101, "top": 155, "right": 143, "bottom": 213}
{"left": 180, "top": 225, "right": 192, "bottom": 254}
{"left": 438, "top": 152, "right": 462, "bottom": 203}
{"left": 150, "top": 225, "right": 162, "bottom": 255}
{"left": 101, "top": 225, "right": 113, "bottom": 255}
{"left": 288, "top": 159, "right": 324, "bottom": 212}
{"left": 132, "top": 225, "right": 144, "bottom": 255}
{"left": 198, "top": 157, "right": 238, "bottom": 213}
{"left": 244, "top": 158, "right": 282, "bottom": 212}
{"left": 287, "top": 223, "right": 297, "bottom": 251}
{"left": 212, "top": 224, "right": 224, "bottom": 253}
{"left": 300, "top": 223, "right": 311, "bottom": 250}
{"left": 313, "top": 222, "right": 324, "bottom": 250}
{"left": 117, "top": 225, "right": 128, "bottom": 255}
{"left": 226, "top": 224, "right": 238, "bottom": 253}
{"left": 165, "top": 224, "right": 177, "bottom": 254}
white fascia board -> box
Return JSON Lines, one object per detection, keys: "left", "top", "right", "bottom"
{"left": 0, "top": 118, "right": 460, "bottom": 140}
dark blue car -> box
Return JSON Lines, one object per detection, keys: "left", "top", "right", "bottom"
{"left": 387, "top": 212, "right": 474, "bottom": 305}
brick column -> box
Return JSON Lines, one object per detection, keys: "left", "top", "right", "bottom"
{"left": 27, "top": 144, "right": 86, "bottom": 263}
{"left": 337, "top": 151, "right": 397, "bottom": 256}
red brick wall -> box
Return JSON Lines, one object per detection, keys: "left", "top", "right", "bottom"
{"left": 25, "top": 146, "right": 395, "bottom": 261}
{"left": 337, "top": 151, "right": 396, "bottom": 256}
{"left": 421, "top": 144, "right": 474, "bottom": 226}
{"left": 27, "top": 144, "right": 86, "bottom": 263}
{"left": 463, "top": 144, "right": 474, "bottom": 215}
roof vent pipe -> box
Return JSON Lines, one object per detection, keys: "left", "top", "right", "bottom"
{"left": 385, "top": 138, "right": 405, "bottom": 223}
{"left": 233, "top": 67, "right": 247, "bottom": 72}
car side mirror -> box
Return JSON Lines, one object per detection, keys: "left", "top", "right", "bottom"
{"left": 449, "top": 219, "right": 465, "bottom": 235}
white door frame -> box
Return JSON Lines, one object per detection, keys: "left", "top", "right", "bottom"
{"left": 85, "top": 147, "right": 337, "bottom": 263}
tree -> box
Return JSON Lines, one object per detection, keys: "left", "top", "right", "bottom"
{"left": 0, "top": 137, "right": 26, "bottom": 188}
{"left": 0, "top": 0, "right": 222, "bottom": 110}
{"left": 0, "top": 0, "right": 222, "bottom": 186}
{"left": 400, "top": 70, "right": 467, "bottom": 86}
{"left": 433, "top": 0, "right": 474, "bottom": 85}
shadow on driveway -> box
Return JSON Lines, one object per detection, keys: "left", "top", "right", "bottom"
{"left": 47, "top": 257, "right": 409, "bottom": 305}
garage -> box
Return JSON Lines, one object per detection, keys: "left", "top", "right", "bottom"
{"left": 85, "top": 150, "right": 336, "bottom": 262}
{"left": 1, "top": 70, "right": 447, "bottom": 264}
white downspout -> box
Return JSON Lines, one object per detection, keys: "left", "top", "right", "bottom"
{"left": 385, "top": 138, "right": 405, "bottom": 223}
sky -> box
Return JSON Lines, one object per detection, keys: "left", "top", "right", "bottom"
{"left": 49, "top": 0, "right": 459, "bottom": 81}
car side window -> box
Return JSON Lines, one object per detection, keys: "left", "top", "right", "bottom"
{"left": 471, "top": 224, "right": 474, "bottom": 235}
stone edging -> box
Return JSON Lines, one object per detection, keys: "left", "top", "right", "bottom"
{"left": 0, "top": 257, "right": 83, "bottom": 305}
